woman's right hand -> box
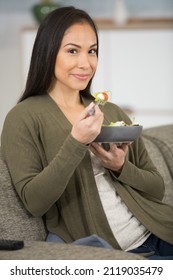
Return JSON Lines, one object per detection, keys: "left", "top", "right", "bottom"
{"left": 71, "top": 102, "right": 104, "bottom": 144}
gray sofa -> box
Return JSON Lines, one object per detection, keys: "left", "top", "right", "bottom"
{"left": 0, "top": 124, "right": 173, "bottom": 259}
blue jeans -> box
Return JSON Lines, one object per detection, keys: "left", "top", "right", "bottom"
{"left": 46, "top": 233, "right": 112, "bottom": 248}
{"left": 128, "top": 234, "right": 173, "bottom": 260}
{"left": 46, "top": 232, "right": 173, "bottom": 259}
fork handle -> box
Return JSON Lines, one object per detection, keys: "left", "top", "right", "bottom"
{"left": 87, "top": 106, "right": 95, "bottom": 116}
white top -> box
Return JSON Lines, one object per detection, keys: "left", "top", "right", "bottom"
{"left": 90, "top": 151, "right": 150, "bottom": 251}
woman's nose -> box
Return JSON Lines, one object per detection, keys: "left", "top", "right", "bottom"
{"left": 78, "top": 53, "right": 90, "bottom": 69}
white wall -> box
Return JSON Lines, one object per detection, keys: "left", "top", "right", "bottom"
{"left": 0, "top": 11, "right": 35, "bottom": 135}
{"left": 92, "top": 30, "right": 173, "bottom": 128}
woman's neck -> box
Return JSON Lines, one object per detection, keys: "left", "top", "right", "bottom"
{"left": 48, "top": 85, "right": 81, "bottom": 109}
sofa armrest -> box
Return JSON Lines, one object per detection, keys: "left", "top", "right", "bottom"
{"left": 0, "top": 241, "right": 145, "bottom": 260}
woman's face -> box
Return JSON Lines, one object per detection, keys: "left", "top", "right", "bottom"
{"left": 54, "top": 22, "right": 98, "bottom": 93}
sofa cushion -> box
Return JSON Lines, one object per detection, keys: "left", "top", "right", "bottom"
{"left": 143, "top": 125, "right": 173, "bottom": 205}
{"left": 0, "top": 241, "right": 145, "bottom": 260}
{"left": 143, "top": 124, "right": 173, "bottom": 178}
{"left": 0, "top": 149, "right": 47, "bottom": 241}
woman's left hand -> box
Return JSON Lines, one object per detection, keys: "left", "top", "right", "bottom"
{"left": 90, "top": 142, "right": 130, "bottom": 173}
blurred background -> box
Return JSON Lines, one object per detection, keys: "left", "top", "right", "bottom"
{"left": 0, "top": 0, "right": 173, "bottom": 135}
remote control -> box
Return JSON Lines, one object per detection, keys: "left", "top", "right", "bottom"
{"left": 0, "top": 239, "right": 24, "bottom": 250}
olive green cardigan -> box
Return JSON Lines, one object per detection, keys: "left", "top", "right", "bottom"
{"left": 1, "top": 95, "right": 173, "bottom": 248}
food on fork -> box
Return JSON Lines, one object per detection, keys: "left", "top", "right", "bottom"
{"left": 87, "top": 90, "right": 111, "bottom": 116}
{"left": 93, "top": 90, "right": 111, "bottom": 105}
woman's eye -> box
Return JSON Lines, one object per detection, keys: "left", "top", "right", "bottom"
{"left": 89, "top": 49, "right": 97, "bottom": 54}
{"left": 68, "top": 49, "right": 77, "bottom": 54}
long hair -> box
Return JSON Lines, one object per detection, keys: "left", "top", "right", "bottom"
{"left": 18, "top": 6, "right": 99, "bottom": 102}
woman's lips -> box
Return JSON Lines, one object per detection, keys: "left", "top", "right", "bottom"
{"left": 73, "top": 74, "right": 90, "bottom": 80}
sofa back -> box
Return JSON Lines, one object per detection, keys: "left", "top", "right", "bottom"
{"left": 142, "top": 124, "right": 173, "bottom": 206}
{"left": 0, "top": 148, "right": 47, "bottom": 241}
{"left": 0, "top": 124, "right": 173, "bottom": 241}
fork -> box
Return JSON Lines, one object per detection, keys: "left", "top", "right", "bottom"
{"left": 87, "top": 101, "right": 102, "bottom": 116}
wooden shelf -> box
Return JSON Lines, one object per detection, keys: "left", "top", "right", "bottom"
{"left": 22, "top": 18, "right": 173, "bottom": 33}
{"left": 94, "top": 18, "right": 173, "bottom": 30}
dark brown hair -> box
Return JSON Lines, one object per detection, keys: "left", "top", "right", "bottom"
{"left": 19, "top": 6, "right": 99, "bottom": 102}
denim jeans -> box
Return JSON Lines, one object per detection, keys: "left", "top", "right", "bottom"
{"left": 46, "top": 233, "right": 112, "bottom": 248}
{"left": 128, "top": 234, "right": 173, "bottom": 260}
{"left": 46, "top": 232, "right": 173, "bottom": 259}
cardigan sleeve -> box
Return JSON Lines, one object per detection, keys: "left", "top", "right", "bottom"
{"left": 102, "top": 102, "right": 165, "bottom": 201}
{"left": 1, "top": 106, "right": 88, "bottom": 217}
{"left": 109, "top": 136, "right": 165, "bottom": 201}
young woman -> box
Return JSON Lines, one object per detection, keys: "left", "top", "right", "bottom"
{"left": 1, "top": 6, "right": 173, "bottom": 259}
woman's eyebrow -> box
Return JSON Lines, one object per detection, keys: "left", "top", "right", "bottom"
{"left": 64, "top": 43, "right": 97, "bottom": 48}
